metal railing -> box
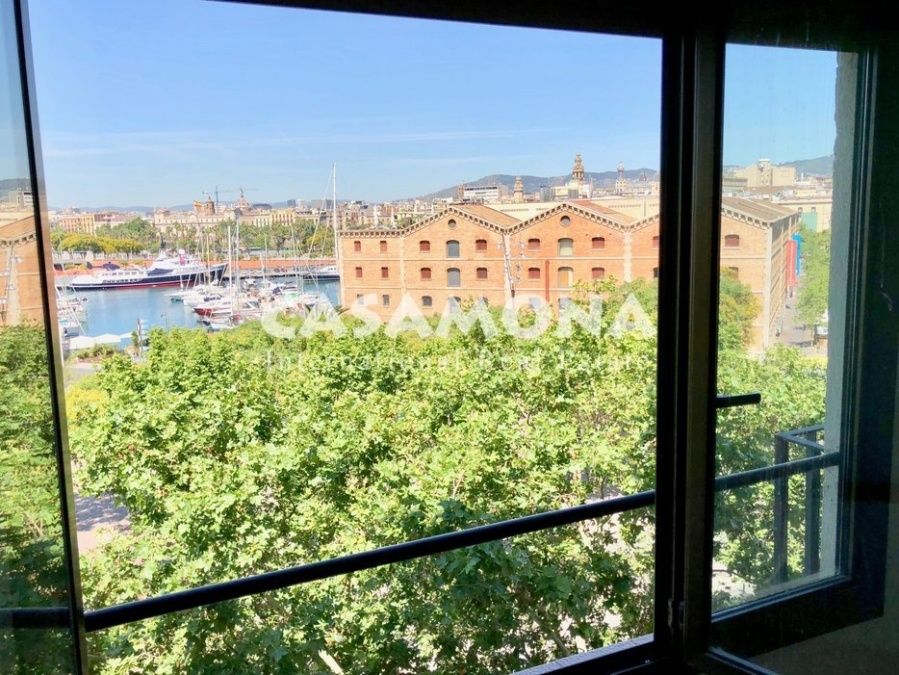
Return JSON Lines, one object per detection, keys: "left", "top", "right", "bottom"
{"left": 772, "top": 424, "right": 830, "bottom": 582}
{"left": 0, "top": 425, "right": 838, "bottom": 633}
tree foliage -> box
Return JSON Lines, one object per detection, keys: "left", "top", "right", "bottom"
{"left": 796, "top": 229, "right": 831, "bottom": 334}
{"left": 0, "top": 326, "right": 75, "bottom": 674}
{"left": 65, "top": 280, "right": 826, "bottom": 673}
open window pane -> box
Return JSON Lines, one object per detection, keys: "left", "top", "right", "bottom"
{"left": 709, "top": 42, "right": 888, "bottom": 666}
{"left": 29, "top": 0, "right": 663, "bottom": 669}
{"left": 0, "top": 1, "right": 80, "bottom": 671}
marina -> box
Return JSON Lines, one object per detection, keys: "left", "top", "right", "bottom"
{"left": 58, "top": 277, "right": 341, "bottom": 348}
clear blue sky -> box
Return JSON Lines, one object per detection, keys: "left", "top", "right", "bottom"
{"left": 23, "top": 1, "right": 837, "bottom": 208}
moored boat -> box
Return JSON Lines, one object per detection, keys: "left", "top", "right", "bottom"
{"left": 68, "top": 251, "right": 227, "bottom": 291}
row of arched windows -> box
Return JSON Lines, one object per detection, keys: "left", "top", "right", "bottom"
{"left": 353, "top": 234, "right": 738, "bottom": 255}
{"left": 355, "top": 265, "right": 607, "bottom": 284}
{"left": 354, "top": 237, "right": 611, "bottom": 256}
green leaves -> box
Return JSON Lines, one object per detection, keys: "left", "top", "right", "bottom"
{"left": 68, "top": 289, "right": 824, "bottom": 672}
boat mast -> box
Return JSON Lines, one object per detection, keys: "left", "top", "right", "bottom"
{"left": 331, "top": 163, "right": 339, "bottom": 263}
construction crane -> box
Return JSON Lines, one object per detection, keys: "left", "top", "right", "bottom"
{"left": 202, "top": 186, "right": 258, "bottom": 209}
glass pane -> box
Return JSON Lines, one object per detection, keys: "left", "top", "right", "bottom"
{"left": 87, "top": 517, "right": 653, "bottom": 674}
{"left": 712, "top": 42, "right": 851, "bottom": 654}
{"left": 29, "top": 1, "right": 662, "bottom": 666}
{"left": 0, "top": 0, "right": 78, "bottom": 671}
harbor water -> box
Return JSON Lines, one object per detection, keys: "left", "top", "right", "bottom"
{"left": 65, "top": 278, "right": 341, "bottom": 343}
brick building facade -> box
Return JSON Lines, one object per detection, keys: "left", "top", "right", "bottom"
{"left": 0, "top": 212, "right": 44, "bottom": 325}
{"left": 338, "top": 197, "right": 799, "bottom": 350}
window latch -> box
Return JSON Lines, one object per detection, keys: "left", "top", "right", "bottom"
{"left": 667, "top": 598, "right": 685, "bottom": 632}
{"left": 715, "top": 392, "right": 761, "bottom": 409}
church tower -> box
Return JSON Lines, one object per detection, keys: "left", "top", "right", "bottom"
{"left": 572, "top": 154, "right": 585, "bottom": 183}
{"left": 615, "top": 161, "right": 627, "bottom": 194}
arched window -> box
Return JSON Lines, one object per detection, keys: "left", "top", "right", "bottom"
{"left": 724, "top": 234, "right": 741, "bottom": 248}
{"left": 527, "top": 238, "right": 541, "bottom": 250}
{"left": 475, "top": 239, "right": 487, "bottom": 251}
{"left": 422, "top": 295, "right": 433, "bottom": 308}
{"left": 379, "top": 240, "right": 388, "bottom": 252}
{"left": 353, "top": 240, "right": 362, "bottom": 252}
{"left": 592, "top": 236, "right": 606, "bottom": 249}
{"left": 381, "top": 266, "right": 389, "bottom": 279}
{"left": 528, "top": 267, "right": 541, "bottom": 280}
{"left": 421, "top": 267, "right": 431, "bottom": 280}
{"left": 558, "top": 238, "right": 574, "bottom": 257}
{"left": 447, "top": 240, "right": 460, "bottom": 258}
{"left": 476, "top": 267, "right": 488, "bottom": 280}
{"left": 419, "top": 240, "right": 431, "bottom": 252}
{"left": 591, "top": 266, "right": 605, "bottom": 279}
{"left": 557, "top": 266, "right": 574, "bottom": 288}
{"left": 447, "top": 268, "right": 461, "bottom": 287}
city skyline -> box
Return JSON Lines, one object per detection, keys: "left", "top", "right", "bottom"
{"left": 24, "top": 1, "right": 837, "bottom": 208}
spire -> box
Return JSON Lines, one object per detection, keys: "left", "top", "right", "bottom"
{"left": 513, "top": 176, "right": 524, "bottom": 203}
{"left": 615, "top": 161, "right": 627, "bottom": 195}
{"left": 572, "top": 154, "right": 585, "bottom": 182}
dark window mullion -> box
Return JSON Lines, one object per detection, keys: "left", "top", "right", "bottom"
{"left": 14, "top": 0, "right": 89, "bottom": 672}
{"left": 655, "top": 21, "right": 727, "bottom": 666}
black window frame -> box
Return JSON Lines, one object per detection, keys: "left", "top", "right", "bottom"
{"left": 8, "top": 3, "right": 897, "bottom": 675}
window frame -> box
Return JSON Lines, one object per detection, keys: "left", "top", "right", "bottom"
{"left": 447, "top": 267, "right": 461, "bottom": 287}
{"left": 11, "top": 3, "right": 895, "bottom": 675}
{"left": 557, "top": 237, "right": 574, "bottom": 257}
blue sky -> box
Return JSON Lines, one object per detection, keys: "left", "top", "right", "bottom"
{"left": 23, "top": 1, "right": 837, "bottom": 208}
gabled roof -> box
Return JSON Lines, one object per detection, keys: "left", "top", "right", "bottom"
{"left": 569, "top": 199, "right": 637, "bottom": 224}
{"left": 337, "top": 203, "right": 519, "bottom": 238}
{"left": 453, "top": 203, "right": 521, "bottom": 228}
{"left": 631, "top": 213, "right": 660, "bottom": 232}
{"left": 511, "top": 199, "right": 637, "bottom": 234}
{"left": 722, "top": 196, "right": 798, "bottom": 228}
{"left": 630, "top": 199, "right": 797, "bottom": 233}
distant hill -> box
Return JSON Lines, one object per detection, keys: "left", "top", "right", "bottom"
{"left": 783, "top": 155, "right": 833, "bottom": 176}
{"left": 418, "top": 169, "right": 659, "bottom": 201}
{"left": 0, "top": 178, "right": 30, "bottom": 193}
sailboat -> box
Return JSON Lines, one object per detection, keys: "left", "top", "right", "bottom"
{"left": 297, "top": 164, "right": 341, "bottom": 284}
{"left": 287, "top": 164, "right": 339, "bottom": 309}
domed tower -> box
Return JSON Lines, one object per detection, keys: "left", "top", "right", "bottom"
{"left": 616, "top": 161, "right": 627, "bottom": 195}
{"left": 572, "top": 154, "right": 585, "bottom": 183}
{"left": 513, "top": 176, "right": 524, "bottom": 203}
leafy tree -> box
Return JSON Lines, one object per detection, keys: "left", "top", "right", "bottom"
{"left": 796, "top": 230, "right": 831, "bottom": 339}
{"left": 94, "top": 218, "right": 160, "bottom": 253}
{"left": 719, "top": 270, "right": 761, "bottom": 351}
{"left": 67, "top": 282, "right": 823, "bottom": 673}
{"left": 0, "top": 326, "right": 75, "bottom": 674}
